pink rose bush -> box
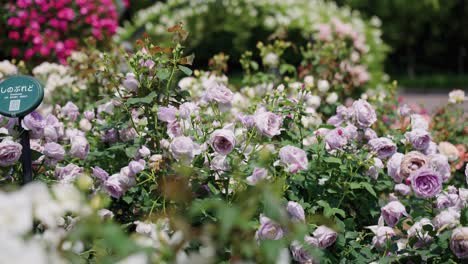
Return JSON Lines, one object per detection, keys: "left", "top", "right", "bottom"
{"left": 1, "top": 0, "right": 119, "bottom": 64}
{"left": 0, "top": 26, "right": 466, "bottom": 263}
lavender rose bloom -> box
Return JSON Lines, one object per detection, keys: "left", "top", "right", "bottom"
{"left": 368, "top": 137, "right": 397, "bottom": 159}
{"left": 92, "top": 166, "right": 109, "bottom": 181}
{"left": 55, "top": 164, "right": 82, "bottom": 183}
{"left": 237, "top": 113, "right": 255, "bottom": 128}
{"left": 209, "top": 128, "right": 236, "bottom": 155}
{"left": 70, "top": 136, "right": 89, "bottom": 159}
{"left": 428, "top": 154, "right": 451, "bottom": 181}
{"left": 290, "top": 242, "right": 316, "bottom": 264}
{"left": 371, "top": 226, "right": 396, "bottom": 248}
{"left": 366, "top": 157, "right": 383, "bottom": 180}
{"left": 104, "top": 174, "right": 126, "bottom": 198}
{"left": 400, "top": 151, "right": 428, "bottom": 179}
{"left": 0, "top": 140, "right": 22, "bottom": 166}
{"left": 61, "top": 102, "right": 80, "bottom": 122}
{"left": 387, "top": 153, "right": 405, "bottom": 183}
{"left": 381, "top": 201, "right": 407, "bottom": 227}
{"left": 352, "top": 99, "right": 377, "bottom": 128}
{"left": 364, "top": 128, "right": 378, "bottom": 140}
{"left": 450, "top": 227, "right": 468, "bottom": 259}
{"left": 178, "top": 102, "right": 199, "bottom": 119}
{"left": 313, "top": 225, "right": 338, "bottom": 248}
{"left": 43, "top": 142, "right": 65, "bottom": 161}
{"left": 255, "top": 215, "right": 284, "bottom": 240}
{"left": 21, "top": 111, "right": 45, "bottom": 138}
{"left": 279, "top": 145, "right": 309, "bottom": 173}
{"left": 433, "top": 208, "right": 460, "bottom": 230}
{"left": 407, "top": 218, "right": 433, "bottom": 247}
{"left": 157, "top": 106, "right": 178, "bottom": 123}
{"left": 410, "top": 168, "right": 443, "bottom": 198}
{"left": 405, "top": 129, "right": 431, "bottom": 151}
{"left": 170, "top": 136, "right": 199, "bottom": 162}
{"left": 343, "top": 124, "right": 358, "bottom": 141}
{"left": 286, "top": 201, "right": 305, "bottom": 222}
{"left": 394, "top": 183, "right": 411, "bottom": 196}
{"left": 203, "top": 82, "right": 234, "bottom": 110}
{"left": 325, "top": 128, "right": 348, "bottom": 150}
{"left": 254, "top": 110, "right": 283, "bottom": 137}
{"left": 246, "top": 167, "right": 269, "bottom": 185}
{"left": 129, "top": 160, "right": 146, "bottom": 176}
{"left": 122, "top": 73, "right": 139, "bottom": 92}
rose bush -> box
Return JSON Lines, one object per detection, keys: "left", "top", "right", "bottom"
{"left": 0, "top": 25, "right": 467, "bottom": 263}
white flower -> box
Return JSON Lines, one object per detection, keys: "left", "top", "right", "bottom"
{"left": 306, "top": 95, "right": 321, "bottom": 108}
{"left": 326, "top": 92, "right": 338, "bottom": 104}
{"left": 317, "top": 79, "right": 330, "bottom": 92}
{"left": 448, "top": 89, "right": 465, "bottom": 104}
{"left": 178, "top": 77, "right": 196, "bottom": 90}
{"left": 0, "top": 234, "right": 48, "bottom": 264}
{"left": 0, "top": 60, "right": 18, "bottom": 79}
{"left": 304, "top": 75, "right": 314, "bottom": 87}
{"left": 263, "top": 52, "right": 279, "bottom": 67}
{"left": 0, "top": 192, "right": 33, "bottom": 235}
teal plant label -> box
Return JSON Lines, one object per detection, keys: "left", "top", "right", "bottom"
{"left": 0, "top": 75, "right": 44, "bottom": 118}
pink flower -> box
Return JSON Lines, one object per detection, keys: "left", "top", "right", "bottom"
{"left": 254, "top": 109, "right": 283, "bottom": 137}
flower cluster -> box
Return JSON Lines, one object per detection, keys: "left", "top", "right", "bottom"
{"left": 2, "top": 0, "right": 119, "bottom": 63}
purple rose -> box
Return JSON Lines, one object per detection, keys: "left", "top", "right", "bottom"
{"left": 405, "top": 129, "right": 431, "bottom": 151}
{"left": 326, "top": 115, "right": 343, "bottom": 126}
{"left": 255, "top": 215, "right": 284, "bottom": 240}
{"left": 400, "top": 151, "right": 428, "bottom": 179}
{"left": 209, "top": 128, "right": 236, "bottom": 155}
{"left": 381, "top": 201, "right": 407, "bottom": 227}
{"left": 279, "top": 145, "right": 309, "bottom": 173}
{"left": 410, "top": 114, "right": 429, "bottom": 130}
{"left": 61, "top": 102, "right": 80, "bottom": 122}
{"left": 119, "top": 127, "right": 137, "bottom": 142}
{"left": 136, "top": 146, "right": 151, "bottom": 159}
{"left": 104, "top": 174, "right": 126, "bottom": 198}
{"left": 92, "top": 166, "right": 109, "bottom": 181}
{"left": 178, "top": 102, "right": 199, "bottom": 119}
{"left": 286, "top": 201, "right": 305, "bottom": 222}
{"left": 394, "top": 183, "right": 411, "bottom": 196}
{"left": 203, "top": 82, "right": 234, "bottom": 110}
{"left": 170, "top": 136, "right": 199, "bottom": 162}
{"left": 433, "top": 208, "right": 460, "bottom": 230}
{"left": 371, "top": 226, "right": 396, "bottom": 248}
{"left": 313, "top": 225, "right": 338, "bottom": 248}
{"left": 407, "top": 218, "right": 433, "bottom": 247}
{"left": 102, "top": 129, "right": 118, "bottom": 143}
{"left": 398, "top": 104, "right": 411, "bottom": 117}
{"left": 325, "top": 128, "right": 348, "bottom": 150}
{"left": 428, "top": 154, "right": 451, "bottom": 182}
{"left": 237, "top": 113, "right": 255, "bottom": 128}
{"left": 84, "top": 110, "right": 95, "bottom": 120}
{"left": 290, "top": 242, "right": 318, "bottom": 264}
{"left": 364, "top": 128, "right": 378, "bottom": 140}
{"left": 122, "top": 73, "right": 139, "bottom": 92}
{"left": 43, "top": 142, "right": 65, "bottom": 161}
{"left": 0, "top": 140, "right": 22, "bottom": 166}
{"left": 157, "top": 106, "right": 178, "bottom": 123}
{"left": 246, "top": 167, "right": 269, "bottom": 185}
{"left": 368, "top": 137, "right": 396, "bottom": 159}
{"left": 21, "top": 111, "right": 45, "bottom": 138}
{"left": 410, "top": 168, "right": 443, "bottom": 198}
{"left": 352, "top": 99, "right": 377, "bottom": 128}
{"left": 166, "top": 121, "right": 182, "bottom": 138}
{"left": 55, "top": 164, "right": 83, "bottom": 183}
{"left": 450, "top": 227, "right": 468, "bottom": 259}
{"left": 366, "top": 157, "right": 383, "bottom": 180}
{"left": 343, "top": 124, "right": 358, "bottom": 141}
{"left": 436, "top": 193, "right": 459, "bottom": 209}
{"left": 387, "top": 153, "right": 405, "bottom": 182}
{"left": 129, "top": 159, "right": 145, "bottom": 176}
{"left": 70, "top": 136, "right": 89, "bottom": 159}
{"left": 254, "top": 110, "right": 283, "bottom": 137}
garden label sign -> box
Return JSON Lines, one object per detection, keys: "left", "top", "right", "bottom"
{"left": 0, "top": 75, "right": 44, "bottom": 184}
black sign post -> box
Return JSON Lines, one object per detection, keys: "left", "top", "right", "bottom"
{"left": 0, "top": 75, "right": 44, "bottom": 185}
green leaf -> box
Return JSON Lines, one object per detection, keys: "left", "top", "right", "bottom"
{"left": 31, "top": 150, "right": 43, "bottom": 161}
{"left": 323, "top": 157, "right": 341, "bottom": 164}
{"left": 125, "top": 146, "right": 138, "bottom": 159}
{"left": 178, "top": 65, "right": 192, "bottom": 76}
{"left": 122, "top": 196, "right": 133, "bottom": 204}
{"left": 126, "top": 92, "right": 157, "bottom": 105}
{"left": 157, "top": 69, "right": 171, "bottom": 80}
{"left": 361, "top": 182, "right": 377, "bottom": 198}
